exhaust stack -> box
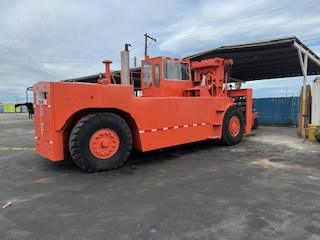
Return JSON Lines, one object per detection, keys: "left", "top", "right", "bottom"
{"left": 121, "top": 44, "right": 131, "bottom": 85}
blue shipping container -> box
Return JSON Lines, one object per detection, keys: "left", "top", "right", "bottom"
{"left": 0, "top": 105, "right": 3, "bottom": 113}
{"left": 253, "top": 97, "right": 300, "bottom": 125}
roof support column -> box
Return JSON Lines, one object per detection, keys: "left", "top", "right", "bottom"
{"left": 297, "top": 48, "right": 308, "bottom": 141}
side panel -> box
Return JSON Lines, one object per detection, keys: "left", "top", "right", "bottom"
{"left": 132, "top": 97, "right": 213, "bottom": 151}
{"left": 34, "top": 82, "right": 64, "bottom": 160}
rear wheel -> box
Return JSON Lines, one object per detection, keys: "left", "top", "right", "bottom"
{"left": 69, "top": 112, "right": 132, "bottom": 173}
{"left": 220, "top": 106, "right": 245, "bottom": 146}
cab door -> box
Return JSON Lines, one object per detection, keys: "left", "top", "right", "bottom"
{"left": 141, "top": 61, "right": 154, "bottom": 97}
{"left": 153, "top": 63, "right": 161, "bottom": 96}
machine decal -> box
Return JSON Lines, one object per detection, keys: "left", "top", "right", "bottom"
{"left": 139, "top": 122, "right": 210, "bottom": 134}
{"left": 35, "top": 136, "right": 53, "bottom": 144}
{"left": 39, "top": 104, "right": 45, "bottom": 137}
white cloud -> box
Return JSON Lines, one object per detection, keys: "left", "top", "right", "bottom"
{"left": 157, "top": 0, "right": 320, "bottom": 55}
{"left": 0, "top": 0, "right": 319, "bottom": 102}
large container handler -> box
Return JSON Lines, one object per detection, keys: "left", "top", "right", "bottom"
{"left": 33, "top": 45, "right": 252, "bottom": 172}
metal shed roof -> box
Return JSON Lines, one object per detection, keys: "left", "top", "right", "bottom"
{"left": 186, "top": 36, "right": 320, "bottom": 81}
{"left": 64, "top": 36, "right": 320, "bottom": 84}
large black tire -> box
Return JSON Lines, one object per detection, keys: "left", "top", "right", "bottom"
{"left": 252, "top": 118, "right": 258, "bottom": 129}
{"left": 69, "top": 112, "right": 132, "bottom": 173}
{"left": 220, "top": 106, "right": 245, "bottom": 146}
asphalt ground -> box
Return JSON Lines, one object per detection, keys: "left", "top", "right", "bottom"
{"left": 0, "top": 113, "right": 320, "bottom": 240}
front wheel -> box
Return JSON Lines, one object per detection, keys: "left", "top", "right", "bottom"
{"left": 69, "top": 112, "right": 132, "bottom": 173}
{"left": 220, "top": 106, "right": 245, "bottom": 146}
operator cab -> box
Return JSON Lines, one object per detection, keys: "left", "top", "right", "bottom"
{"left": 141, "top": 56, "right": 192, "bottom": 97}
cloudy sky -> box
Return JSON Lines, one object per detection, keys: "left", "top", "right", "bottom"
{"left": 0, "top": 0, "right": 320, "bottom": 103}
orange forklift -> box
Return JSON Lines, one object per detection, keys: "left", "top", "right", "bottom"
{"left": 33, "top": 45, "right": 252, "bottom": 172}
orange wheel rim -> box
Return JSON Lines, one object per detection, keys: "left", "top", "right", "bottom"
{"left": 229, "top": 116, "right": 240, "bottom": 137}
{"left": 89, "top": 129, "right": 120, "bottom": 159}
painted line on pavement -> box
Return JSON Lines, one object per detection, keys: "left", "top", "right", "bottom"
{"left": 0, "top": 147, "right": 35, "bottom": 151}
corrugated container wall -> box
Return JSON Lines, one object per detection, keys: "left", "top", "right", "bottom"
{"left": 253, "top": 97, "right": 300, "bottom": 125}
{"left": 0, "top": 105, "right": 3, "bottom": 113}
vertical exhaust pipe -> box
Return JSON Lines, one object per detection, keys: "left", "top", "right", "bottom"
{"left": 121, "top": 44, "right": 131, "bottom": 85}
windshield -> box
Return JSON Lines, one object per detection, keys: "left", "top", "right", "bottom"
{"left": 163, "top": 60, "right": 190, "bottom": 81}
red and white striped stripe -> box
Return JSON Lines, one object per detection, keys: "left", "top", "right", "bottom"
{"left": 162, "top": 56, "right": 188, "bottom": 62}
{"left": 34, "top": 104, "right": 51, "bottom": 108}
{"left": 139, "top": 122, "right": 209, "bottom": 134}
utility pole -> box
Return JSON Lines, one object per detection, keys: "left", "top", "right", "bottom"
{"left": 144, "top": 33, "right": 156, "bottom": 57}
{"left": 134, "top": 56, "right": 137, "bottom": 67}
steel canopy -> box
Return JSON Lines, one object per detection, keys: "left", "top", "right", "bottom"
{"left": 186, "top": 36, "right": 320, "bottom": 81}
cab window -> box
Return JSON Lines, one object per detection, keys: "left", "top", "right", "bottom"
{"left": 163, "top": 60, "right": 190, "bottom": 81}
{"left": 154, "top": 64, "right": 160, "bottom": 87}
{"left": 143, "top": 62, "right": 152, "bottom": 88}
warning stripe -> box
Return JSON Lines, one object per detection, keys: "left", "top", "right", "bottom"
{"left": 139, "top": 122, "right": 209, "bottom": 134}
{"left": 163, "top": 57, "right": 188, "bottom": 62}
{"left": 34, "top": 104, "right": 51, "bottom": 108}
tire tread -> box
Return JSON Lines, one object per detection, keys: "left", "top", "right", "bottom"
{"left": 69, "top": 112, "right": 132, "bottom": 173}
{"left": 220, "top": 106, "right": 245, "bottom": 146}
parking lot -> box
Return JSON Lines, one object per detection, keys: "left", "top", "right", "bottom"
{"left": 1, "top": 113, "right": 320, "bottom": 240}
